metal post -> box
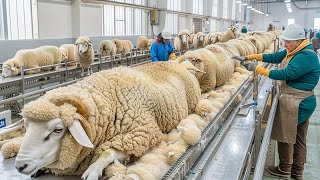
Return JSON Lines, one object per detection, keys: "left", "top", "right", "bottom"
{"left": 65, "top": 61, "right": 68, "bottom": 82}
{"left": 253, "top": 71, "right": 261, "bottom": 166}
{"left": 21, "top": 66, "right": 25, "bottom": 106}
{"left": 273, "top": 39, "right": 276, "bottom": 53}
{"left": 99, "top": 54, "right": 102, "bottom": 71}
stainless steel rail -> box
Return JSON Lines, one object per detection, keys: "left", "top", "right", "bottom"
{"left": 253, "top": 95, "right": 279, "bottom": 180}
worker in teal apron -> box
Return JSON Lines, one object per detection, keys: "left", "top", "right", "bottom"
{"left": 233, "top": 24, "right": 320, "bottom": 180}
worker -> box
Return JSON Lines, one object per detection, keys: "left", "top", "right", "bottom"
{"left": 311, "top": 31, "right": 320, "bottom": 53}
{"left": 241, "top": 25, "right": 248, "bottom": 33}
{"left": 150, "top": 30, "right": 176, "bottom": 62}
{"left": 233, "top": 24, "right": 320, "bottom": 180}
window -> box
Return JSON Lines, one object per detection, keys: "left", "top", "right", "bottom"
{"left": 314, "top": 18, "right": 320, "bottom": 30}
{"left": 1, "top": 0, "right": 33, "bottom": 40}
{"left": 223, "top": 0, "right": 228, "bottom": 19}
{"left": 193, "top": 0, "right": 204, "bottom": 15}
{"left": 210, "top": 19, "right": 217, "bottom": 32}
{"left": 232, "top": 0, "right": 236, "bottom": 20}
{"left": 103, "top": 0, "right": 147, "bottom": 36}
{"left": 288, "top": 19, "right": 295, "bottom": 26}
{"left": 167, "top": 0, "right": 181, "bottom": 11}
{"left": 165, "top": 13, "right": 178, "bottom": 34}
{"left": 212, "top": 0, "right": 218, "bottom": 17}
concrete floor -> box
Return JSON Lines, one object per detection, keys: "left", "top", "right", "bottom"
{"left": 263, "top": 82, "right": 320, "bottom": 180}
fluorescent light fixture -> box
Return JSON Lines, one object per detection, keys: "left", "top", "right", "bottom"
{"left": 247, "top": 5, "right": 252, "bottom": 9}
{"left": 286, "top": 3, "right": 291, "bottom": 7}
{"left": 236, "top": 0, "right": 242, "bottom": 3}
{"left": 242, "top": 3, "right": 248, "bottom": 6}
{"left": 266, "top": 14, "right": 269, "bottom": 16}
{"left": 251, "top": 8, "right": 255, "bottom": 10}
{"left": 284, "top": 0, "right": 291, "bottom": 2}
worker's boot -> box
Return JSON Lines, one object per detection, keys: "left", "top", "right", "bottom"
{"left": 291, "top": 173, "right": 303, "bottom": 180}
{"left": 267, "top": 166, "right": 291, "bottom": 178}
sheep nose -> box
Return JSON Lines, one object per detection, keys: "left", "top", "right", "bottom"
{"left": 16, "top": 164, "right": 28, "bottom": 172}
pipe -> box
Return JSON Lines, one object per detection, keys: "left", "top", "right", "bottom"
{"left": 253, "top": 95, "right": 279, "bottom": 180}
{"left": 292, "top": 1, "right": 320, "bottom": 10}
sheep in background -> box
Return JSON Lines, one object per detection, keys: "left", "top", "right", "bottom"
{"left": 137, "top": 36, "right": 149, "bottom": 54}
{"left": 189, "top": 33, "right": 196, "bottom": 46}
{"left": 14, "top": 62, "right": 201, "bottom": 178}
{"left": 267, "top": 23, "right": 275, "bottom": 32}
{"left": 113, "top": 39, "right": 134, "bottom": 57}
{"left": 2, "top": 46, "right": 64, "bottom": 77}
{"left": 205, "top": 32, "right": 221, "bottom": 45}
{"left": 75, "top": 36, "right": 94, "bottom": 76}
{"left": 98, "top": 40, "right": 117, "bottom": 58}
{"left": 245, "top": 36, "right": 264, "bottom": 54}
{"left": 193, "top": 32, "right": 206, "bottom": 48}
{"left": 174, "top": 29, "right": 190, "bottom": 52}
{"left": 220, "top": 27, "right": 240, "bottom": 42}
{"left": 59, "top": 44, "right": 77, "bottom": 66}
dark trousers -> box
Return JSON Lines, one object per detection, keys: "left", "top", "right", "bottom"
{"left": 277, "top": 120, "right": 309, "bottom": 175}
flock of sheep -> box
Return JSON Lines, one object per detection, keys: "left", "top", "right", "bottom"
{"left": 0, "top": 27, "right": 281, "bottom": 180}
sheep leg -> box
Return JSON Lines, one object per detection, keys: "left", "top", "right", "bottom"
{"left": 81, "top": 148, "right": 128, "bottom": 180}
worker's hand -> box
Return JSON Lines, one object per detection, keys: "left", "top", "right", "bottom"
{"left": 242, "top": 62, "right": 257, "bottom": 71}
{"left": 232, "top": 56, "right": 248, "bottom": 62}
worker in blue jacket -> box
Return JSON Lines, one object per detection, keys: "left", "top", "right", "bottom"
{"left": 233, "top": 24, "right": 320, "bottom": 180}
{"left": 150, "top": 30, "right": 176, "bottom": 62}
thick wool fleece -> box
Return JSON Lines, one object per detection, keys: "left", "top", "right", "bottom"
{"left": 183, "top": 49, "right": 217, "bottom": 92}
{"left": 21, "top": 62, "right": 200, "bottom": 175}
{"left": 174, "top": 29, "right": 190, "bottom": 51}
{"left": 137, "top": 36, "right": 149, "bottom": 50}
{"left": 59, "top": 44, "right": 77, "bottom": 65}
{"left": 204, "top": 44, "right": 235, "bottom": 86}
{"left": 99, "top": 40, "right": 117, "bottom": 57}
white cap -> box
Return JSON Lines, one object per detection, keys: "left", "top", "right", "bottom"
{"left": 279, "top": 24, "right": 306, "bottom": 41}
{"left": 161, "top": 30, "right": 172, "bottom": 40}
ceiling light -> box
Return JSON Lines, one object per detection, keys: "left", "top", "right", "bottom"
{"left": 251, "top": 8, "right": 255, "bottom": 10}
{"left": 242, "top": 3, "right": 248, "bottom": 6}
{"left": 247, "top": 5, "right": 252, "bottom": 9}
{"left": 284, "top": 0, "right": 291, "bottom": 2}
{"left": 265, "top": 14, "right": 269, "bottom": 16}
{"left": 236, "top": 0, "right": 242, "bottom": 3}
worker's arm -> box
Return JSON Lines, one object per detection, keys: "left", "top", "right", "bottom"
{"left": 150, "top": 43, "right": 159, "bottom": 62}
{"left": 233, "top": 49, "right": 287, "bottom": 64}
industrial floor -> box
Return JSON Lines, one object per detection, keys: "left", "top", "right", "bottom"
{"left": 263, "top": 82, "right": 320, "bottom": 179}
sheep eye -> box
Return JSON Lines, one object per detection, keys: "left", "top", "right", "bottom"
{"left": 53, "top": 128, "right": 63, "bottom": 133}
{"left": 44, "top": 136, "right": 49, "bottom": 141}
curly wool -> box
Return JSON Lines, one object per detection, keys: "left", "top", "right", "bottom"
{"left": 21, "top": 62, "right": 200, "bottom": 175}
{"left": 99, "top": 40, "right": 117, "bottom": 57}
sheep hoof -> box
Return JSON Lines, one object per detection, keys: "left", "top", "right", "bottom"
{"left": 81, "top": 164, "right": 103, "bottom": 180}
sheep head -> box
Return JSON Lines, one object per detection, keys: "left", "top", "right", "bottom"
{"left": 2, "top": 60, "right": 20, "bottom": 77}
{"left": 178, "top": 30, "right": 190, "bottom": 45}
{"left": 182, "top": 51, "right": 205, "bottom": 79}
{"left": 15, "top": 95, "right": 94, "bottom": 175}
{"left": 75, "top": 36, "right": 92, "bottom": 55}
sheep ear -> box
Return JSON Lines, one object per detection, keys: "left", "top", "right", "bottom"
{"left": 68, "top": 119, "right": 94, "bottom": 148}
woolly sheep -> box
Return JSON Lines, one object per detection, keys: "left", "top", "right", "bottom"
{"left": 2, "top": 46, "right": 64, "bottom": 77}
{"left": 195, "top": 99, "right": 216, "bottom": 118}
{"left": 244, "top": 36, "right": 264, "bottom": 54}
{"left": 205, "top": 32, "right": 221, "bottom": 45}
{"left": 189, "top": 34, "right": 196, "bottom": 46}
{"left": 59, "top": 44, "right": 77, "bottom": 66}
{"left": 136, "top": 36, "right": 149, "bottom": 54}
{"left": 204, "top": 44, "right": 235, "bottom": 86}
{"left": 174, "top": 29, "right": 190, "bottom": 51}
{"left": 220, "top": 27, "right": 239, "bottom": 42}
{"left": 113, "top": 39, "right": 134, "bottom": 56}
{"left": 98, "top": 40, "right": 117, "bottom": 58}
{"left": 75, "top": 36, "right": 94, "bottom": 76}
{"left": 192, "top": 32, "right": 206, "bottom": 48}
{"left": 15, "top": 62, "right": 201, "bottom": 179}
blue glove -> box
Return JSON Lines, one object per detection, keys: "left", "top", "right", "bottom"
{"left": 232, "top": 56, "right": 248, "bottom": 62}
{"left": 243, "top": 62, "right": 257, "bottom": 71}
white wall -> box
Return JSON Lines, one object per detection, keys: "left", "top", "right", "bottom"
{"left": 80, "top": 4, "right": 103, "bottom": 37}
{"left": 38, "top": 0, "right": 72, "bottom": 39}
{"left": 251, "top": 1, "right": 320, "bottom": 31}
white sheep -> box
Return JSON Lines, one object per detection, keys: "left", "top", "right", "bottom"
{"left": 174, "top": 29, "right": 190, "bottom": 52}
{"left": 59, "top": 44, "right": 77, "bottom": 66}
{"left": 75, "top": 36, "right": 94, "bottom": 76}
{"left": 98, "top": 40, "right": 117, "bottom": 58}
{"left": 14, "top": 62, "right": 201, "bottom": 178}
{"left": 220, "top": 27, "right": 240, "bottom": 42}
{"left": 205, "top": 32, "right": 221, "bottom": 45}
{"left": 2, "top": 46, "right": 64, "bottom": 77}
{"left": 192, "top": 32, "right": 206, "bottom": 48}
{"left": 113, "top": 39, "right": 133, "bottom": 57}
{"left": 136, "top": 36, "right": 149, "bottom": 54}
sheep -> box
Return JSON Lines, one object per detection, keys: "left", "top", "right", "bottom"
{"left": 98, "top": 40, "right": 117, "bottom": 58}
{"left": 244, "top": 36, "right": 264, "bottom": 54}
{"left": 113, "top": 39, "right": 134, "bottom": 57}
{"left": 136, "top": 36, "right": 149, "bottom": 54}
{"left": 174, "top": 29, "right": 190, "bottom": 52}
{"left": 267, "top": 23, "right": 275, "bottom": 32}
{"left": 220, "top": 27, "right": 239, "bottom": 42}
{"left": 2, "top": 46, "right": 64, "bottom": 77}
{"left": 192, "top": 32, "right": 206, "bottom": 48}
{"left": 75, "top": 36, "right": 94, "bottom": 76}
{"left": 205, "top": 32, "right": 221, "bottom": 45}
{"left": 59, "top": 44, "right": 77, "bottom": 66}
{"left": 189, "top": 34, "right": 196, "bottom": 46}
{"left": 14, "top": 62, "right": 201, "bottom": 178}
